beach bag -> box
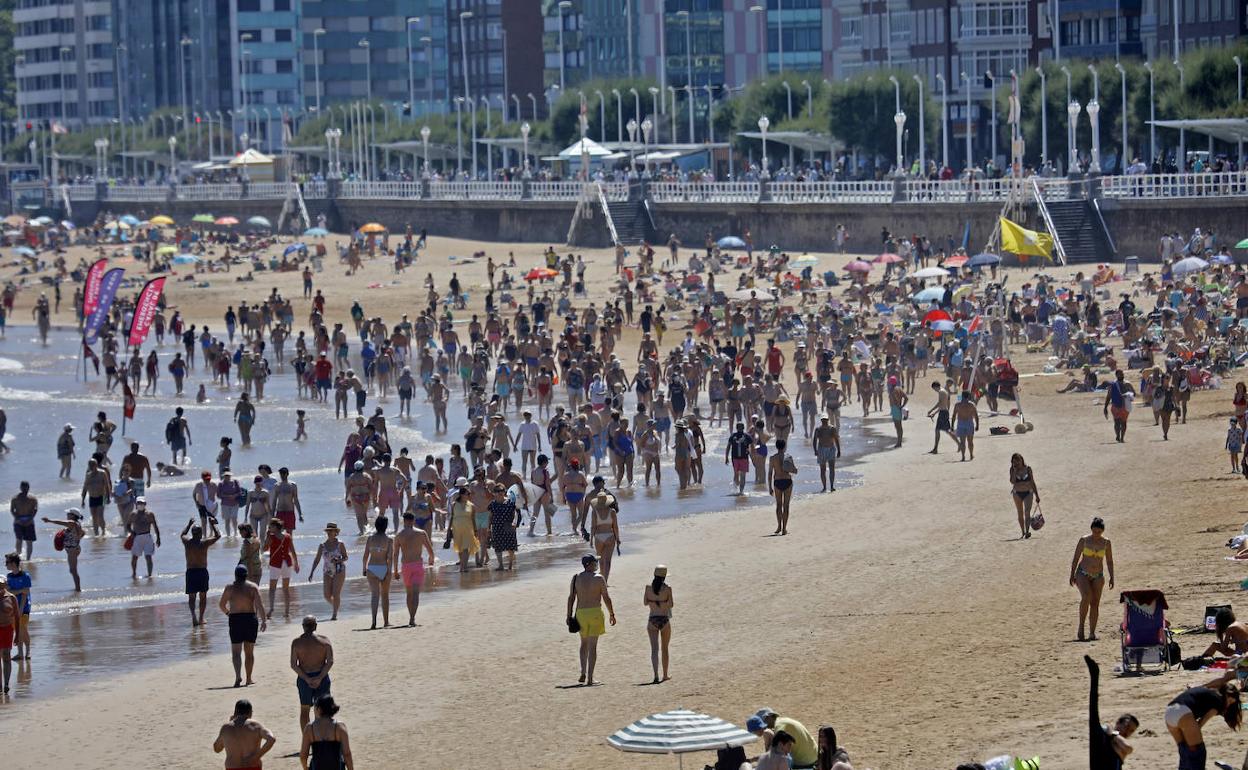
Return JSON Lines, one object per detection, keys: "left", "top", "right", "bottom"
{"left": 1030, "top": 507, "right": 1045, "bottom": 531}
{"left": 53, "top": 529, "right": 66, "bottom": 551}
{"left": 781, "top": 452, "right": 798, "bottom": 475}
{"left": 123, "top": 533, "right": 135, "bottom": 551}
{"left": 566, "top": 615, "right": 581, "bottom": 634}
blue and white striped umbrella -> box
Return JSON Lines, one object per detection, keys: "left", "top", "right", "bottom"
{"left": 607, "top": 709, "right": 757, "bottom": 767}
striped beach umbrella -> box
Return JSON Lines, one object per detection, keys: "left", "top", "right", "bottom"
{"left": 607, "top": 709, "right": 757, "bottom": 768}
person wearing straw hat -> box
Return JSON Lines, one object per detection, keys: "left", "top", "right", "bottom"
{"left": 566, "top": 553, "right": 615, "bottom": 686}
{"left": 42, "top": 508, "right": 86, "bottom": 591}
{"left": 644, "top": 565, "right": 674, "bottom": 684}
{"left": 307, "top": 523, "right": 348, "bottom": 621}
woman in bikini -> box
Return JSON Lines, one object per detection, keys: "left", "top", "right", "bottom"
{"left": 1069, "top": 517, "right": 1114, "bottom": 641}
{"left": 307, "top": 522, "right": 348, "bottom": 621}
{"left": 644, "top": 565, "right": 674, "bottom": 684}
{"left": 767, "top": 438, "right": 796, "bottom": 536}
{"left": 588, "top": 489, "right": 620, "bottom": 581}
{"left": 1200, "top": 608, "right": 1248, "bottom": 658}
{"left": 1009, "top": 453, "right": 1040, "bottom": 539}
{"left": 361, "top": 515, "right": 393, "bottom": 629}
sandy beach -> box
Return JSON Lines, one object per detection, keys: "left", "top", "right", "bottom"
{"left": 2, "top": 236, "right": 1245, "bottom": 768}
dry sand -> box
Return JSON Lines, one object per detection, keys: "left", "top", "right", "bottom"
{"left": 2, "top": 238, "right": 1244, "bottom": 769}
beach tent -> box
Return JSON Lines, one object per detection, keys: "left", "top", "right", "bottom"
{"left": 607, "top": 709, "right": 756, "bottom": 769}
{"left": 556, "top": 137, "right": 620, "bottom": 160}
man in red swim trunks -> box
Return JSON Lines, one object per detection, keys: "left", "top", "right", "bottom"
{"left": 0, "top": 575, "right": 16, "bottom": 692}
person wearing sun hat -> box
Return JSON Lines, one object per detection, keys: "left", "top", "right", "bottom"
{"left": 41, "top": 508, "right": 86, "bottom": 591}
{"left": 644, "top": 565, "right": 674, "bottom": 684}
{"left": 307, "top": 523, "right": 348, "bottom": 621}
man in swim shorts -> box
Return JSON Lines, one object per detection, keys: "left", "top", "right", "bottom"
{"left": 566, "top": 553, "right": 615, "bottom": 685}
{"left": 182, "top": 517, "right": 222, "bottom": 627}
{"left": 952, "top": 391, "right": 980, "bottom": 462}
{"left": 812, "top": 417, "right": 842, "bottom": 493}
{"left": 290, "top": 615, "right": 333, "bottom": 731}
{"left": 219, "top": 565, "right": 267, "bottom": 687}
{"left": 394, "top": 511, "right": 435, "bottom": 626}
{"left": 213, "top": 699, "right": 276, "bottom": 770}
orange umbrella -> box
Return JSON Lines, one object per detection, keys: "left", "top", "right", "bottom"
{"left": 525, "top": 267, "right": 558, "bottom": 281}
{"left": 359, "top": 222, "right": 387, "bottom": 234}
{"left": 214, "top": 216, "right": 239, "bottom": 226}
{"left": 943, "top": 254, "right": 968, "bottom": 268}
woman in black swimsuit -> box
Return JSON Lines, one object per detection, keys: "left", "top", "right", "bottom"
{"left": 1009, "top": 453, "right": 1040, "bottom": 539}
{"left": 299, "top": 695, "right": 354, "bottom": 770}
{"left": 644, "top": 565, "right": 674, "bottom": 685}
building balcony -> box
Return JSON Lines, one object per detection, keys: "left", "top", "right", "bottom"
{"left": 1063, "top": 40, "right": 1144, "bottom": 59}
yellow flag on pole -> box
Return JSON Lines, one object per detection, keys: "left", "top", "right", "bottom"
{"left": 999, "top": 216, "right": 1054, "bottom": 260}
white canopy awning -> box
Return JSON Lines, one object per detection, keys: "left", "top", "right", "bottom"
{"left": 558, "top": 137, "right": 615, "bottom": 158}
{"left": 1149, "top": 118, "right": 1248, "bottom": 144}
{"left": 736, "top": 130, "right": 839, "bottom": 154}
{"left": 228, "top": 148, "right": 274, "bottom": 166}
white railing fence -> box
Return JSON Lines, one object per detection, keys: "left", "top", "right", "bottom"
{"left": 1100, "top": 171, "right": 1248, "bottom": 199}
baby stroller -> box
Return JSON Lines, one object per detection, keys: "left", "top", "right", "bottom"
{"left": 1120, "top": 589, "right": 1175, "bottom": 674}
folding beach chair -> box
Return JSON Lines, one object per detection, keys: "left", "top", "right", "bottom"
{"left": 1120, "top": 589, "right": 1173, "bottom": 674}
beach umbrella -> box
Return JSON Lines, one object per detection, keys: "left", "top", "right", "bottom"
{"left": 156, "top": 245, "right": 177, "bottom": 256}
{"left": 29, "top": 216, "right": 53, "bottom": 226}
{"left": 943, "top": 254, "right": 969, "bottom": 268}
{"left": 953, "top": 284, "right": 975, "bottom": 300}
{"left": 607, "top": 709, "right": 757, "bottom": 769}
{"left": 912, "top": 287, "right": 945, "bottom": 303}
{"left": 214, "top": 216, "right": 239, "bottom": 226}
{"left": 60, "top": 220, "right": 75, "bottom": 230}
{"left": 303, "top": 227, "right": 329, "bottom": 237}
{"left": 716, "top": 236, "right": 746, "bottom": 249}
{"left": 930, "top": 319, "right": 956, "bottom": 331}
{"left": 1235, "top": 238, "right": 1248, "bottom": 249}
{"left": 247, "top": 215, "right": 272, "bottom": 228}
{"left": 788, "top": 254, "right": 819, "bottom": 269}
{"left": 359, "top": 222, "right": 387, "bottom": 234}
{"left": 967, "top": 252, "right": 1002, "bottom": 267}
{"left": 873, "top": 252, "right": 904, "bottom": 264}
{"left": 148, "top": 215, "right": 174, "bottom": 227}
{"left": 1172, "top": 256, "right": 1210, "bottom": 276}
{"left": 923, "top": 308, "right": 952, "bottom": 324}
{"left": 283, "top": 243, "right": 308, "bottom": 257}
{"left": 844, "top": 260, "right": 872, "bottom": 273}
{"left": 172, "top": 254, "right": 199, "bottom": 265}
{"left": 2, "top": 214, "right": 25, "bottom": 227}
{"left": 524, "top": 267, "right": 558, "bottom": 281}
{"left": 118, "top": 215, "right": 140, "bottom": 226}
{"left": 13, "top": 246, "right": 35, "bottom": 257}
{"left": 1210, "top": 253, "right": 1235, "bottom": 265}
{"left": 911, "top": 266, "right": 949, "bottom": 279}
{"left": 106, "top": 221, "right": 131, "bottom": 231}
{"left": 191, "top": 214, "right": 215, "bottom": 224}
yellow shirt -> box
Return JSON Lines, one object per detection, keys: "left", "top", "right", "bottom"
{"left": 774, "top": 717, "right": 817, "bottom": 767}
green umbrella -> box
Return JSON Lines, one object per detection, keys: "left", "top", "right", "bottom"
{"left": 191, "top": 214, "right": 214, "bottom": 224}
{"left": 1235, "top": 238, "right": 1248, "bottom": 249}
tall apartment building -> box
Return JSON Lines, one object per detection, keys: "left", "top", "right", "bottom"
{"left": 446, "top": 0, "right": 543, "bottom": 119}
{"left": 111, "top": 0, "right": 224, "bottom": 123}
{"left": 14, "top": 0, "right": 119, "bottom": 128}
{"left": 635, "top": 2, "right": 767, "bottom": 90}
{"left": 302, "top": 0, "right": 447, "bottom": 116}
{"left": 1149, "top": 0, "right": 1244, "bottom": 60}
{"left": 1055, "top": 0, "right": 1143, "bottom": 60}
{"left": 227, "top": 0, "right": 302, "bottom": 150}
{"left": 583, "top": 0, "right": 640, "bottom": 80}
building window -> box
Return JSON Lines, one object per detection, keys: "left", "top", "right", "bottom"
{"left": 274, "top": 0, "right": 291, "bottom": 9}
{"left": 276, "top": 59, "right": 293, "bottom": 73}
{"left": 275, "top": 29, "right": 292, "bottom": 42}
{"left": 237, "top": 0, "right": 260, "bottom": 11}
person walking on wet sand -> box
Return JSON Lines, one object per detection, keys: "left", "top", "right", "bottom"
{"left": 812, "top": 416, "right": 841, "bottom": 493}
{"left": 291, "top": 615, "right": 333, "bottom": 731}
{"left": 952, "top": 392, "right": 980, "bottom": 461}
{"left": 1103, "top": 369, "right": 1134, "bottom": 443}
{"left": 220, "top": 565, "right": 267, "bottom": 687}
{"left": 265, "top": 519, "right": 300, "bottom": 620}
{"left": 926, "top": 381, "right": 955, "bottom": 454}
{"left": 183, "top": 518, "right": 222, "bottom": 626}
{"left": 1009, "top": 453, "right": 1040, "bottom": 540}
{"left": 394, "top": 511, "right": 435, "bottom": 626}
{"left": 644, "top": 565, "right": 674, "bottom": 684}
{"left": 213, "top": 699, "right": 276, "bottom": 770}
{"left": 307, "top": 523, "right": 348, "bottom": 621}
{"left": 567, "top": 553, "right": 615, "bottom": 685}
{"left": 767, "top": 439, "right": 797, "bottom": 535}
{"left": 1069, "top": 517, "right": 1114, "bottom": 641}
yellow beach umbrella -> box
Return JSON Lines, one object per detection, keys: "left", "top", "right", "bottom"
{"left": 149, "top": 215, "right": 175, "bottom": 227}
{"left": 359, "top": 222, "right": 387, "bottom": 234}
{"left": 156, "top": 245, "right": 177, "bottom": 255}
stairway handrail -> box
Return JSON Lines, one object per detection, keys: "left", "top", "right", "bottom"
{"left": 597, "top": 183, "right": 619, "bottom": 246}
{"left": 1091, "top": 197, "right": 1116, "bottom": 257}
{"left": 1029, "top": 177, "right": 1067, "bottom": 266}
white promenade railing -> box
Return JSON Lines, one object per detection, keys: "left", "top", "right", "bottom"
{"left": 343, "top": 181, "right": 423, "bottom": 199}
{"left": 649, "top": 181, "right": 760, "bottom": 202}
{"left": 529, "top": 181, "right": 586, "bottom": 200}
{"left": 1100, "top": 172, "right": 1248, "bottom": 199}
{"left": 246, "top": 182, "right": 296, "bottom": 199}
{"left": 768, "top": 180, "right": 894, "bottom": 203}
{"left": 173, "top": 184, "right": 242, "bottom": 201}
{"left": 302, "top": 180, "right": 328, "bottom": 199}
{"left": 64, "top": 184, "right": 96, "bottom": 201}
{"left": 105, "top": 185, "right": 172, "bottom": 202}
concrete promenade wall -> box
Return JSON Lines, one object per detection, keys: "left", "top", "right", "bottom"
{"left": 88, "top": 194, "right": 1248, "bottom": 263}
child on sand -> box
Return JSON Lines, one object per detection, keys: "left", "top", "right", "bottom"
{"left": 1228, "top": 418, "right": 1243, "bottom": 473}
{"left": 294, "top": 410, "right": 307, "bottom": 441}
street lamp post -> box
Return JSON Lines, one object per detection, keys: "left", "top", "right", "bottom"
{"left": 468, "top": 96, "right": 477, "bottom": 179}
{"left": 626, "top": 118, "right": 637, "bottom": 173}
{"left": 1067, "top": 100, "right": 1081, "bottom": 174}
{"left": 312, "top": 29, "right": 325, "bottom": 114}
{"left": 782, "top": 80, "right": 793, "bottom": 168}
{"left": 419, "top": 125, "right": 431, "bottom": 177}
{"left": 986, "top": 71, "right": 997, "bottom": 165}
{"left": 612, "top": 89, "right": 623, "bottom": 143}
{"left": 511, "top": 93, "right": 521, "bottom": 124}
{"left": 454, "top": 97, "right": 464, "bottom": 176}
{"left": 168, "top": 136, "right": 177, "bottom": 182}
{"left": 913, "top": 74, "right": 925, "bottom": 173}
{"left": 359, "top": 39, "right": 372, "bottom": 103}
{"left": 1087, "top": 98, "right": 1101, "bottom": 174}
{"left": 557, "top": 1, "right": 571, "bottom": 91}
{"left": 758, "top": 115, "right": 770, "bottom": 178}
{"left": 888, "top": 75, "right": 904, "bottom": 173}
{"left": 481, "top": 96, "right": 492, "bottom": 179}
{"left": 405, "top": 17, "right": 421, "bottom": 122}
{"left": 459, "top": 11, "right": 473, "bottom": 111}
{"left": 641, "top": 118, "right": 653, "bottom": 177}
{"left": 1144, "top": 62, "right": 1155, "bottom": 166}
{"left": 648, "top": 87, "right": 659, "bottom": 132}
{"left": 1115, "top": 63, "right": 1127, "bottom": 171}
{"left": 704, "top": 83, "right": 716, "bottom": 150}
{"left": 962, "top": 72, "right": 972, "bottom": 171}
{"left": 936, "top": 73, "right": 948, "bottom": 171}
{"left": 595, "top": 89, "right": 606, "bottom": 143}
{"left": 179, "top": 37, "right": 192, "bottom": 130}
{"left": 667, "top": 86, "right": 677, "bottom": 141}
{"left": 803, "top": 80, "right": 812, "bottom": 117}
{"left": 1235, "top": 56, "right": 1244, "bottom": 166}
{"left": 1036, "top": 67, "right": 1048, "bottom": 167}
{"left": 1175, "top": 61, "right": 1185, "bottom": 170}
{"left": 630, "top": 88, "right": 640, "bottom": 126}
{"left": 528, "top": 93, "right": 537, "bottom": 121}
{"left": 520, "top": 121, "right": 531, "bottom": 178}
